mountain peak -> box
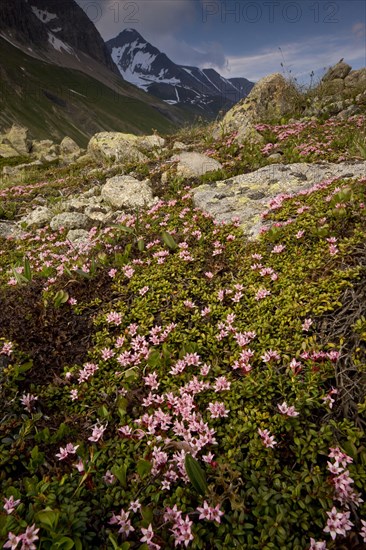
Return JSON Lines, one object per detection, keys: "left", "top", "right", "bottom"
{"left": 106, "top": 28, "right": 254, "bottom": 116}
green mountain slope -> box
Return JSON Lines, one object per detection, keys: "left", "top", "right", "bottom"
{"left": 0, "top": 37, "right": 187, "bottom": 146}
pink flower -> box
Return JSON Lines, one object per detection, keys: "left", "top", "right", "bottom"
{"left": 3, "top": 532, "right": 20, "bottom": 549}
{"left": 1, "top": 341, "right": 13, "bottom": 355}
{"left": 309, "top": 538, "right": 327, "bottom": 549}
{"left": 129, "top": 500, "right": 141, "bottom": 513}
{"left": 258, "top": 428, "right": 277, "bottom": 448}
{"left": 302, "top": 318, "right": 313, "bottom": 331}
{"left": 106, "top": 311, "right": 122, "bottom": 325}
{"left": 70, "top": 389, "right": 78, "bottom": 401}
{"left": 123, "top": 265, "right": 135, "bottom": 278}
{"left": 88, "top": 423, "right": 107, "bottom": 443}
{"left": 103, "top": 471, "right": 115, "bottom": 485}
{"left": 261, "top": 349, "right": 280, "bottom": 363}
{"left": 323, "top": 507, "right": 353, "bottom": 540}
{"left": 101, "top": 347, "right": 115, "bottom": 360}
{"left": 277, "top": 401, "right": 299, "bottom": 417}
{"left": 360, "top": 519, "right": 366, "bottom": 542}
{"left": 3, "top": 496, "right": 21, "bottom": 515}
{"left": 140, "top": 524, "right": 154, "bottom": 545}
{"left": 271, "top": 244, "right": 286, "bottom": 254}
{"left": 255, "top": 288, "right": 271, "bottom": 301}
{"left": 20, "top": 393, "right": 38, "bottom": 413}
{"left": 207, "top": 402, "right": 229, "bottom": 418}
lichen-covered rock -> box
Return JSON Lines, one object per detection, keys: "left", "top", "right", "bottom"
{"left": 344, "top": 68, "right": 366, "bottom": 88}
{"left": 216, "top": 73, "right": 301, "bottom": 142}
{"left": 31, "top": 140, "right": 55, "bottom": 158}
{"left": 192, "top": 161, "right": 366, "bottom": 240}
{"left": 60, "top": 136, "right": 81, "bottom": 158}
{"left": 50, "top": 212, "right": 91, "bottom": 231}
{"left": 136, "top": 135, "right": 165, "bottom": 150}
{"left": 171, "top": 152, "right": 223, "bottom": 177}
{"left": 66, "top": 229, "right": 90, "bottom": 244}
{"left": 5, "top": 125, "right": 31, "bottom": 155}
{"left": 23, "top": 206, "right": 53, "bottom": 228}
{"left": 0, "top": 221, "right": 21, "bottom": 239}
{"left": 101, "top": 175, "right": 156, "bottom": 209}
{"left": 0, "top": 143, "right": 21, "bottom": 158}
{"left": 87, "top": 133, "right": 148, "bottom": 163}
{"left": 84, "top": 204, "right": 113, "bottom": 223}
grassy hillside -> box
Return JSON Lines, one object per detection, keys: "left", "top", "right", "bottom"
{"left": 0, "top": 38, "right": 186, "bottom": 146}
{"left": 0, "top": 110, "right": 366, "bottom": 549}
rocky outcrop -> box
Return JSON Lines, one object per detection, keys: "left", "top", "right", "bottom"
{"left": 171, "top": 152, "right": 223, "bottom": 177}
{"left": 216, "top": 73, "right": 301, "bottom": 143}
{"left": 322, "top": 60, "right": 352, "bottom": 82}
{"left": 192, "top": 161, "right": 366, "bottom": 240}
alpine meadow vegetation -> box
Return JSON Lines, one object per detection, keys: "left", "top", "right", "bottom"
{"left": 1, "top": 105, "right": 366, "bottom": 550}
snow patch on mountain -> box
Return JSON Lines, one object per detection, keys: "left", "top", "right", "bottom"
{"left": 31, "top": 7, "right": 57, "bottom": 23}
{"left": 48, "top": 32, "right": 74, "bottom": 55}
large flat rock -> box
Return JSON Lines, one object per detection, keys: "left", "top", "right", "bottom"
{"left": 192, "top": 161, "right": 366, "bottom": 239}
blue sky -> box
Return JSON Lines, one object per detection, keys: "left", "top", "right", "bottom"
{"left": 76, "top": 0, "right": 366, "bottom": 82}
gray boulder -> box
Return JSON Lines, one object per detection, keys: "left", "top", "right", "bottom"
{"left": 192, "top": 161, "right": 366, "bottom": 240}
{"left": 101, "top": 175, "right": 156, "bottom": 209}
{"left": 23, "top": 206, "right": 53, "bottom": 228}
{"left": 50, "top": 212, "right": 92, "bottom": 231}
{"left": 171, "top": 152, "right": 223, "bottom": 177}
{"left": 88, "top": 132, "right": 148, "bottom": 163}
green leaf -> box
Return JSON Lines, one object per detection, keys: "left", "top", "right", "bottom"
{"left": 148, "top": 350, "right": 161, "bottom": 367}
{"left": 118, "top": 225, "right": 134, "bottom": 235}
{"left": 137, "top": 239, "right": 145, "bottom": 252}
{"left": 52, "top": 537, "right": 75, "bottom": 550}
{"left": 137, "top": 459, "right": 152, "bottom": 478}
{"left": 161, "top": 230, "right": 178, "bottom": 250}
{"left": 97, "top": 405, "right": 110, "bottom": 419}
{"left": 111, "top": 464, "right": 127, "bottom": 488}
{"left": 36, "top": 508, "right": 60, "bottom": 529}
{"left": 53, "top": 290, "right": 69, "bottom": 308}
{"left": 117, "top": 396, "right": 128, "bottom": 418}
{"left": 23, "top": 257, "right": 32, "bottom": 281}
{"left": 185, "top": 454, "right": 207, "bottom": 496}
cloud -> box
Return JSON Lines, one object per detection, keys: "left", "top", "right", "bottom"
{"left": 218, "top": 34, "right": 366, "bottom": 82}
{"left": 75, "top": 0, "right": 196, "bottom": 40}
{"left": 153, "top": 35, "right": 227, "bottom": 68}
{"left": 352, "top": 22, "right": 366, "bottom": 41}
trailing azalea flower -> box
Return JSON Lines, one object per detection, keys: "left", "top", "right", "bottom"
{"left": 277, "top": 401, "right": 299, "bottom": 417}
{"left": 88, "top": 422, "right": 107, "bottom": 443}
{"left": 258, "top": 428, "right": 277, "bottom": 448}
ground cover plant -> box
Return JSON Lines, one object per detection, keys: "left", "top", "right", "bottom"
{"left": 0, "top": 113, "right": 366, "bottom": 550}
